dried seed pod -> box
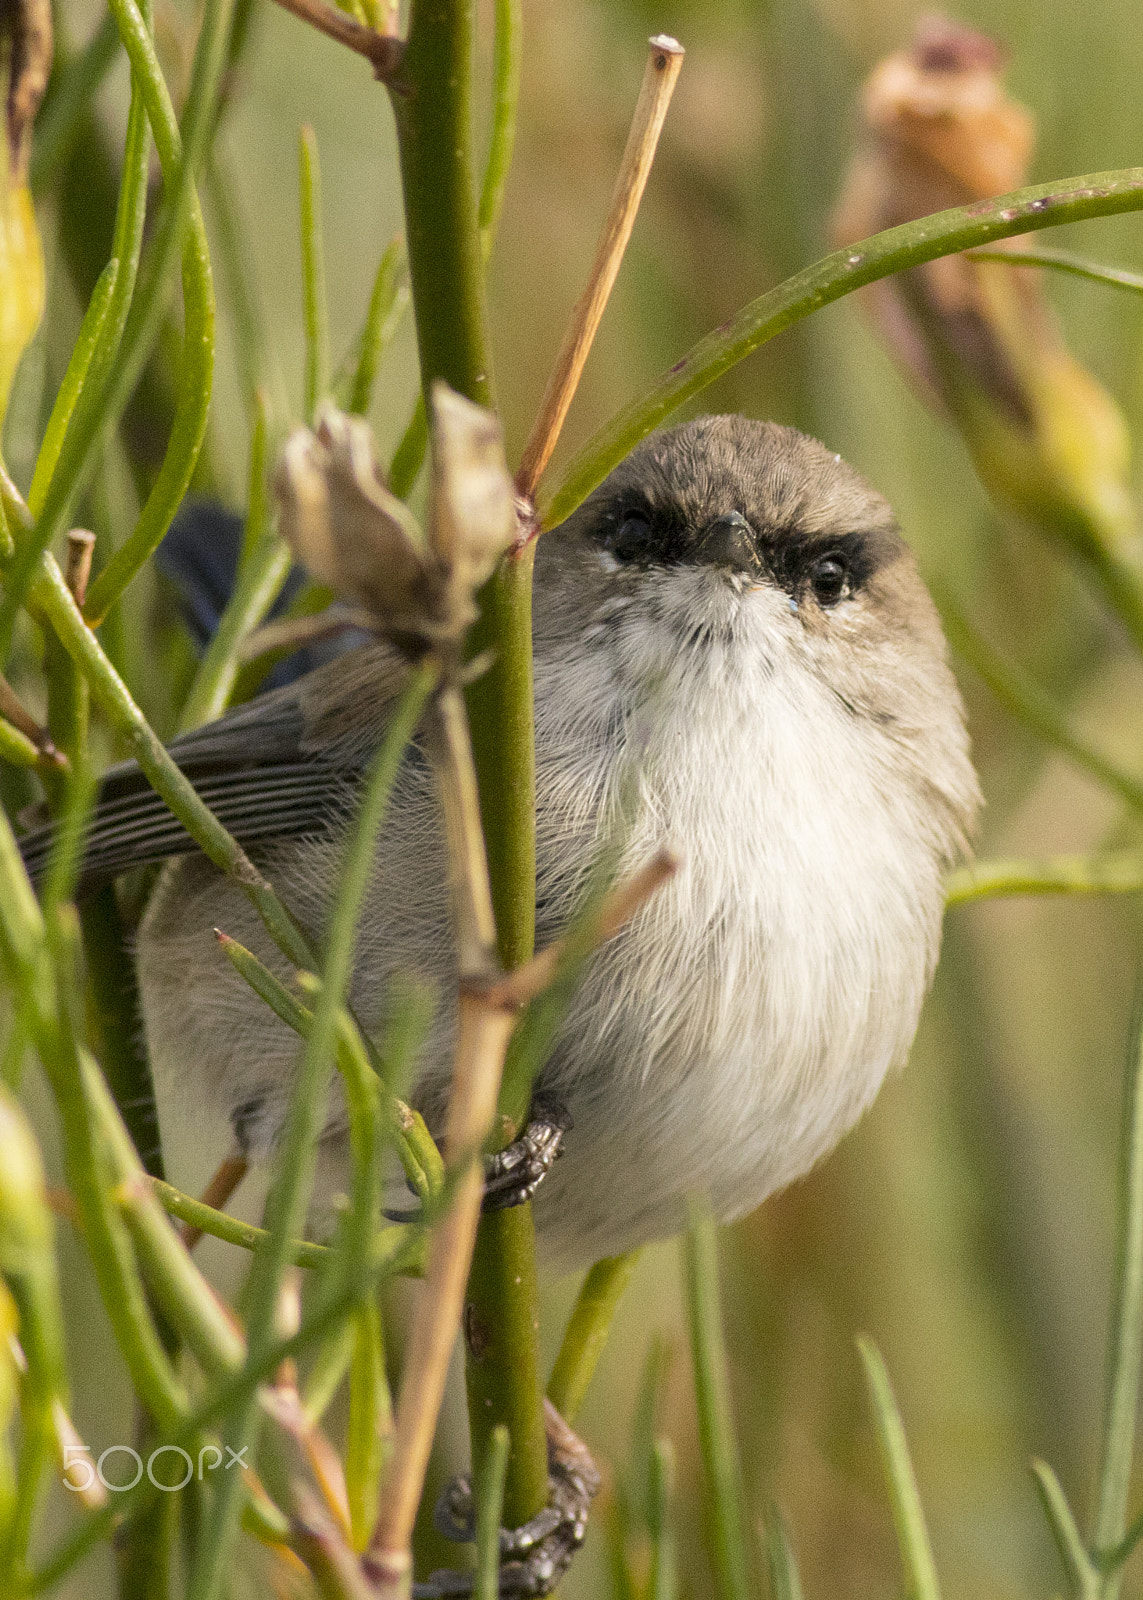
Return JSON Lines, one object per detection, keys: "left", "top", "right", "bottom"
{"left": 831, "top": 16, "right": 1139, "bottom": 581}
{"left": 275, "top": 389, "right": 515, "bottom": 653}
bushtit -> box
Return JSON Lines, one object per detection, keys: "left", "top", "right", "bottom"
{"left": 21, "top": 415, "right": 979, "bottom": 1273}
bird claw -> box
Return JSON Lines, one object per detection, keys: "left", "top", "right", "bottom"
{"left": 415, "top": 1400, "right": 599, "bottom": 1598}
{"left": 480, "top": 1097, "right": 571, "bottom": 1213}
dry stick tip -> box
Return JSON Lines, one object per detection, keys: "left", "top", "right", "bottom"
{"left": 514, "top": 34, "right": 685, "bottom": 505}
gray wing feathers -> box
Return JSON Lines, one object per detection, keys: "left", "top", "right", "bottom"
{"left": 18, "top": 641, "right": 412, "bottom": 889}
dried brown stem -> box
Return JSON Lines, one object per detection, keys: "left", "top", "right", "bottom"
{"left": 267, "top": 0, "right": 404, "bottom": 80}
{"left": 0, "top": 669, "right": 58, "bottom": 756}
{"left": 63, "top": 529, "right": 95, "bottom": 607}
{"left": 514, "top": 34, "right": 684, "bottom": 502}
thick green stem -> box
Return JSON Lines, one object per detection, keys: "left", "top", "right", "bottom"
{"left": 390, "top": 0, "right": 546, "bottom": 1537}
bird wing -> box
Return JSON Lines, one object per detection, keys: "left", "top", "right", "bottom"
{"left": 18, "top": 642, "right": 414, "bottom": 890}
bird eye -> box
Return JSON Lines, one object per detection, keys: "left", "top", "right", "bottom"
{"left": 608, "top": 514, "right": 653, "bottom": 562}
{"left": 809, "top": 553, "right": 849, "bottom": 606}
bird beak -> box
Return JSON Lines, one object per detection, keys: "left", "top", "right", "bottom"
{"left": 698, "top": 511, "right": 759, "bottom": 575}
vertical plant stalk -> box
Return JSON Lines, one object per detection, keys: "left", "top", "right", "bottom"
{"left": 477, "top": 0, "right": 522, "bottom": 258}
{"left": 178, "top": 394, "right": 290, "bottom": 729}
{"left": 186, "top": 660, "right": 436, "bottom": 1600}
{"left": 474, "top": 1424, "right": 510, "bottom": 1600}
{"left": 856, "top": 1335, "right": 942, "bottom": 1600}
{"left": 389, "top": 0, "right": 550, "bottom": 1539}
{"left": 300, "top": 124, "right": 331, "bottom": 425}
{"left": 366, "top": 684, "right": 518, "bottom": 1594}
{"left": 1091, "top": 1011, "right": 1143, "bottom": 1593}
{"left": 513, "top": 35, "right": 684, "bottom": 502}
{"left": 683, "top": 1200, "right": 753, "bottom": 1600}
{"left": 547, "top": 1252, "right": 641, "bottom": 1423}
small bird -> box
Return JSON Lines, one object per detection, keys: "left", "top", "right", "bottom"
{"left": 21, "top": 414, "right": 979, "bottom": 1274}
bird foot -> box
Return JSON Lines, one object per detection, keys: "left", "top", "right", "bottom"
{"left": 415, "top": 1400, "right": 599, "bottom": 1597}
{"left": 480, "top": 1097, "right": 570, "bottom": 1213}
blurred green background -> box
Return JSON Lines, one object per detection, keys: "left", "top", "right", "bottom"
{"left": 12, "top": 0, "right": 1143, "bottom": 1596}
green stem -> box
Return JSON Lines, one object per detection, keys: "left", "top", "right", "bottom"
{"left": 390, "top": 0, "right": 495, "bottom": 412}
{"left": 856, "top": 1335, "right": 942, "bottom": 1600}
{"left": 1091, "top": 1011, "right": 1143, "bottom": 1594}
{"left": 347, "top": 1299, "right": 394, "bottom": 1550}
{"left": 178, "top": 395, "right": 288, "bottom": 730}
{"left": 946, "top": 850, "right": 1143, "bottom": 903}
{"left": 79, "top": 886, "right": 163, "bottom": 1178}
{"left": 473, "top": 1424, "right": 510, "bottom": 1600}
{"left": 188, "top": 661, "right": 436, "bottom": 1600}
{"left": 541, "top": 166, "right": 1143, "bottom": 531}
{"left": 392, "top": 0, "right": 546, "bottom": 1539}
{"left": 149, "top": 1177, "right": 334, "bottom": 1267}
{"left": 546, "top": 1252, "right": 640, "bottom": 1424}
{"left": 478, "top": 0, "right": 522, "bottom": 258}
{"left": 26, "top": 259, "right": 120, "bottom": 519}
{"left": 648, "top": 1439, "right": 677, "bottom": 1600}
{"left": 764, "top": 1506, "right": 805, "bottom": 1600}
{"left": 682, "top": 1200, "right": 753, "bottom": 1600}
{"left": 347, "top": 238, "right": 409, "bottom": 417}
{"left": 299, "top": 124, "right": 331, "bottom": 424}
{"left": 80, "top": 0, "right": 227, "bottom": 624}
{"left": 1031, "top": 1460, "right": 1099, "bottom": 1600}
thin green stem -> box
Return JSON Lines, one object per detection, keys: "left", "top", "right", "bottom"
{"left": 546, "top": 1252, "right": 640, "bottom": 1424}
{"left": 299, "top": 124, "right": 331, "bottom": 425}
{"left": 968, "top": 245, "right": 1143, "bottom": 295}
{"left": 473, "top": 1424, "right": 510, "bottom": 1600}
{"left": 683, "top": 1200, "right": 753, "bottom": 1600}
{"left": 478, "top": 0, "right": 522, "bottom": 259}
{"left": 149, "top": 1177, "right": 334, "bottom": 1267}
{"left": 27, "top": 548, "right": 315, "bottom": 970}
{"left": 1091, "top": 1010, "right": 1143, "bottom": 1593}
{"left": 27, "top": 1220, "right": 422, "bottom": 1595}
{"left": 347, "top": 1300, "right": 393, "bottom": 1550}
{"left": 541, "top": 166, "right": 1143, "bottom": 531}
{"left": 216, "top": 932, "right": 438, "bottom": 1201}
{"left": 178, "top": 395, "right": 289, "bottom": 729}
{"left": 1031, "top": 1460, "right": 1099, "bottom": 1600}
{"left": 189, "top": 660, "right": 436, "bottom": 1600}
{"left": 946, "top": 850, "right": 1143, "bottom": 904}
{"left": 81, "top": 0, "right": 227, "bottom": 624}
{"left": 388, "top": 395, "right": 428, "bottom": 497}
{"left": 390, "top": 0, "right": 495, "bottom": 413}
{"left": 648, "top": 1439, "right": 677, "bottom": 1600}
{"left": 26, "top": 260, "right": 120, "bottom": 519}
{"left": 764, "top": 1506, "right": 805, "bottom": 1600}
{"left": 391, "top": 0, "right": 545, "bottom": 1539}
{"left": 347, "top": 238, "right": 408, "bottom": 417}
{"left": 856, "top": 1335, "right": 942, "bottom": 1600}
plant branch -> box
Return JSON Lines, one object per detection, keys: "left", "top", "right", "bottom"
{"left": 268, "top": 0, "right": 403, "bottom": 78}
{"left": 541, "top": 165, "right": 1143, "bottom": 532}
{"left": 946, "top": 851, "right": 1143, "bottom": 904}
